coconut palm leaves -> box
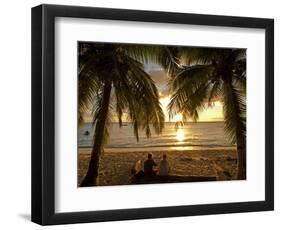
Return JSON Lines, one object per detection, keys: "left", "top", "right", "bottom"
{"left": 125, "top": 45, "right": 183, "bottom": 76}
{"left": 168, "top": 64, "right": 215, "bottom": 121}
{"left": 112, "top": 56, "right": 164, "bottom": 139}
{"left": 168, "top": 48, "right": 246, "bottom": 179}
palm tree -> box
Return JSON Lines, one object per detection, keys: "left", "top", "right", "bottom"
{"left": 168, "top": 48, "right": 246, "bottom": 180}
{"left": 78, "top": 43, "right": 165, "bottom": 186}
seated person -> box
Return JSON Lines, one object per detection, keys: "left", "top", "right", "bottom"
{"left": 159, "top": 154, "right": 170, "bottom": 176}
{"left": 144, "top": 153, "right": 157, "bottom": 176}
{"left": 134, "top": 160, "right": 145, "bottom": 179}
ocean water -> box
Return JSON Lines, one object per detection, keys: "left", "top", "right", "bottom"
{"left": 78, "top": 122, "right": 235, "bottom": 151}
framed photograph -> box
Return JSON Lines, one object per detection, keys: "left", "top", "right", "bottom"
{"left": 31, "top": 4, "right": 274, "bottom": 225}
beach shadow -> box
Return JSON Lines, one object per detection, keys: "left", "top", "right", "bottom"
{"left": 18, "top": 213, "right": 31, "bottom": 222}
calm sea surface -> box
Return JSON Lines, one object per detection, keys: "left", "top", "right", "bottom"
{"left": 78, "top": 122, "right": 235, "bottom": 151}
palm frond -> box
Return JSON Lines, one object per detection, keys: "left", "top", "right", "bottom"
{"left": 89, "top": 90, "right": 114, "bottom": 147}
{"left": 168, "top": 64, "right": 213, "bottom": 120}
{"left": 222, "top": 80, "right": 246, "bottom": 143}
{"left": 112, "top": 54, "right": 165, "bottom": 140}
{"left": 208, "top": 80, "right": 222, "bottom": 106}
{"left": 78, "top": 70, "right": 101, "bottom": 125}
{"left": 233, "top": 58, "right": 246, "bottom": 91}
{"left": 125, "top": 45, "right": 183, "bottom": 76}
{"left": 180, "top": 47, "right": 227, "bottom": 65}
{"left": 124, "top": 45, "right": 162, "bottom": 64}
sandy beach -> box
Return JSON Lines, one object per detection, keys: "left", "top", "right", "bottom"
{"left": 78, "top": 148, "right": 238, "bottom": 186}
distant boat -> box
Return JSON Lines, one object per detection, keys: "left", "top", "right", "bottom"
{"left": 84, "top": 131, "right": 90, "bottom": 136}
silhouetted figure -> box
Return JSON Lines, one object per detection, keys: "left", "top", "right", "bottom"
{"left": 144, "top": 153, "right": 157, "bottom": 176}
{"left": 159, "top": 154, "right": 170, "bottom": 176}
{"left": 131, "top": 160, "right": 145, "bottom": 179}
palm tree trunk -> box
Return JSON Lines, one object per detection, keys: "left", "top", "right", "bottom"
{"left": 236, "top": 128, "right": 246, "bottom": 180}
{"left": 80, "top": 79, "right": 112, "bottom": 186}
{"left": 223, "top": 78, "right": 246, "bottom": 180}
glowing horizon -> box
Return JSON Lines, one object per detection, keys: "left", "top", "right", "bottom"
{"left": 82, "top": 97, "right": 224, "bottom": 123}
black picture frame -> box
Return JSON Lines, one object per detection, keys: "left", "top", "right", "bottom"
{"left": 31, "top": 4, "right": 274, "bottom": 225}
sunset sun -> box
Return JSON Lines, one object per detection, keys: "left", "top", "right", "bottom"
{"left": 176, "top": 128, "right": 185, "bottom": 142}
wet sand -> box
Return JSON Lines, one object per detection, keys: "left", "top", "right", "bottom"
{"left": 78, "top": 148, "right": 238, "bottom": 186}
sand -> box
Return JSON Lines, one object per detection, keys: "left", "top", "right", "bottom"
{"left": 78, "top": 148, "right": 238, "bottom": 186}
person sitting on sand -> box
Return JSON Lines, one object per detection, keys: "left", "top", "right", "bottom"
{"left": 144, "top": 153, "right": 157, "bottom": 176}
{"left": 159, "top": 154, "right": 170, "bottom": 176}
{"left": 131, "top": 160, "right": 145, "bottom": 179}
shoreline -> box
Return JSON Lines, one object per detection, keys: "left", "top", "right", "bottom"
{"left": 78, "top": 146, "right": 236, "bottom": 152}
{"left": 78, "top": 148, "right": 238, "bottom": 186}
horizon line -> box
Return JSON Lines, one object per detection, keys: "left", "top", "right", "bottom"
{"left": 83, "top": 120, "right": 224, "bottom": 124}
